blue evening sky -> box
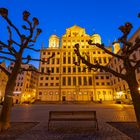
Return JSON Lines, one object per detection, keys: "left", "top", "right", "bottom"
{"left": 0, "top": 0, "right": 140, "bottom": 67}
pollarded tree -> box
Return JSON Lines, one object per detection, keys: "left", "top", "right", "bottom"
{"left": 0, "top": 8, "right": 54, "bottom": 131}
{"left": 74, "top": 15, "right": 140, "bottom": 127}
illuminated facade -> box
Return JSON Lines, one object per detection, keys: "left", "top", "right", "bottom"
{"left": 38, "top": 25, "right": 113, "bottom": 102}
{"left": 0, "top": 62, "right": 8, "bottom": 102}
{"left": 109, "top": 28, "right": 140, "bottom": 103}
{"left": 8, "top": 63, "right": 39, "bottom": 103}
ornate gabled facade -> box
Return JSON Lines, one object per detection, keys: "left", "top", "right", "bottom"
{"left": 37, "top": 25, "right": 113, "bottom": 102}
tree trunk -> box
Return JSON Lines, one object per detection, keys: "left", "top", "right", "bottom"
{"left": 128, "top": 77, "right": 140, "bottom": 128}
{"left": 0, "top": 63, "right": 20, "bottom": 131}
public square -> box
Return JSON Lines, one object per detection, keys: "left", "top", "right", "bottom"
{"left": 1, "top": 103, "right": 137, "bottom": 140}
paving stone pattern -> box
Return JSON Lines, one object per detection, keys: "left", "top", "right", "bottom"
{"left": 9, "top": 104, "right": 135, "bottom": 140}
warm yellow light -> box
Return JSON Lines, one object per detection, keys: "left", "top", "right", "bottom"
{"left": 28, "top": 94, "right": 31, "bottom": 98}
{"left": 117, "top": 91, "right": 123, "bottom": 96}
{"left": 138, "top": 87, "right": 140, "bottom": 91}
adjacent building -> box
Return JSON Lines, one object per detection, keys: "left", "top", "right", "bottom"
{"left": 8, "top": 63, "right": 39, "bottom": 103}
{"left": 0, "top": 61, "right": 8, "bottom": 102}
{"left": 109, "top": 28, "right": 140, "bottom": 103}
{"left": 37, "top": 25, "right": 114, "bottom": 102}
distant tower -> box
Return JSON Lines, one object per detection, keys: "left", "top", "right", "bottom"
{"left": 91, "top": 34, "right": 101, "bottom": 44}
{"left": 113, "top": 41, "right": 120, "bottom": 54}
{"left": 49, "top": 34, "right": 59, "bottom": 48}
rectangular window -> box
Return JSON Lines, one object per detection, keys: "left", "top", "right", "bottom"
{"left": 73, "top": 67, "right": 76, "bottom": 73}
{"left": 63, "top": 57, "right": 66, "bottom": 64}
{"left": 104, "top": 57, "right": 107, "bottom": 63}
{"left": 89, "top": 77, "right": 92, "bottom": 85}
{"left": 56, "top": 58, "right": 59, "bottom": 64}
{"left": 68, "top": 67, "right": 71, "bottom": 73}
{"left": 62, "top": 77, "right": 66, "bottom": 86}
{"left": 96, "top": 82, "right": 99, "bottom": 86}
{"left": 51, "top": 77, "right": 54, "bottom": 80}
{"left": 78, "top": 67, "right": 81, "bottom": 72}
{"left": 68, "top": 77, "right": 71, "bottom": 86}
{"left": 52, "top": 59, "right": 55, "bottom": 64}
{"left": 40, "top": 83, "right": 43, "bottom": 86}
{"left": 51, "top": 67, "right": 54, "bottom": 73}
{"left": 101, "top": 82, "right": 105, "bottom": 85}
{"left": 56, "top": 83, "right": 59, "bottom": 86}
{"left": 84, "top": 77, "right": 87, "bottom": 85}
{"left": 56, "top": 67, "right": 59, "bottom": 73}
{"left": 41, "top": 67, "right": 44, "bottom": 73}
{"left": 73, "top": 77, "right": 76, "bottom": 86}
{"left": 56, "top": 77, "right": 59, "bottom": 80}
{"left": 68, "top": 57, "right": 71, "bottom": 64}
{"left": 95, "top": 76, "right": 98, "bottom": 79}
{"left": 40, "top": 77, "right": 43, "bottom": 80}
{"left": 107, "top": 82, "right": 110, "bottom": 85}
{"left": 63, "top": 67, "right": 66, "bottom": 73}
{"left": 101, "top": 76, "right": 104, "bottom": 79}
{"left": 99, "top": 58, "right": 102, "bottom": 63}
{"left": 106, "top": 76, "right": 109, "bottom": 79}
{"left": 78, "top": 77, "right": 82, "bottom": 85}
{"left": 50, "top": 83, "right": 54, "bottom": 86}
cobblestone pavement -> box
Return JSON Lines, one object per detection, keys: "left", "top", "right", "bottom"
{"left": 9, "top": 103, "right": 136, "bottom": 140}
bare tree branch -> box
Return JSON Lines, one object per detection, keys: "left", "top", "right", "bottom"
{"left": 22, "top": 52, "right": 55, "bottom": 64}
{"left": 0, "top": 56, "right": 15, "bottom": 62}
{"left": 0, "top": 50, "right": 14, "bottom": 56}
{"left": 5, "top": 17, "right": 21, "bottom": 37}
{"left": 0, "top": 41, "right": 17, "bottom": 56}
{"left": 74, "top": 44, "right": 126, "bottom": 80}
{"left": 88, "top": 41, "right": 124, "bottom": 60}
{"left": 0, "top": 65, "right": 10, "bottom": 76}
{"left": 25, "top": 46, "right": 40, "bottom": 52}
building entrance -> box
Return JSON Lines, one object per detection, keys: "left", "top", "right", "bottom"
{"left": 62, "top": 96, "right": 66, "bottom": 102}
